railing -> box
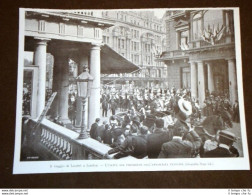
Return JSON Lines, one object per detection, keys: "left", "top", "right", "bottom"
{"left": 29, "top": 119, "right": 135, "bottom": 160}
{"left": 161, "top": 50, "right": 187, "bottom": 59}
{"left": 191, "top": 36, "right": 233, "bottom": 49}
{"left": 173, "top": 50, "right": 183, "bottom": 56}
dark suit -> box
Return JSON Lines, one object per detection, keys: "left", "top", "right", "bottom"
{"left": 203, "top": 145, "right": 239, "bottom": 158}
{"left": 158, "top": 130, "right": 201, "bottom": 158}
{"left": 108, "top": 135, "right": 147, "bottom": 159}
{"left": 147, "top": 129, "right": 173, "bottom": 158}
{"left": 90, "top": 122, "right": 98, "bottom": 140}
{"left": 96, "top": 125, "right": 105, "bottom": 142}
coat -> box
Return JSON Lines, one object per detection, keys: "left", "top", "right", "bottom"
{"left": 108, "top": 135, "right": 147, "bottom": 159}
{"left": 103, "top": 129, "right": 112, "bottom": 145}
{"left": 147, "top": 129, "right": 173, "bottom": 159}
{"left": 90, "top": 122, "right": 98, "bottom": 140}
{"left": 158, "top": 130, "right": 201, "bottom": 158}
{"left": 96, "top": 125, "right": 105, "bottom": 142}
{"left": 203, "top": 144, "right": 239, "bottom": 158}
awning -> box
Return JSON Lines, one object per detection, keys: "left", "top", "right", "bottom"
{"left": 101, "top": 44, "right": 140, "bottom": 74}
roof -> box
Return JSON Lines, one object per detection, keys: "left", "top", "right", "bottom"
{"left": 101, "top": 44, "right": 140, "bottom": 74}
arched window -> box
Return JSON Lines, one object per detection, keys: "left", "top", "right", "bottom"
{"left": 192, "top": 12, "right": 202, "bottom": 40}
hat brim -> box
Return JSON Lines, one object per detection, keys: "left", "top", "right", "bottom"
{"left": 178, "top": 99, "right": 192, "bottom": 116}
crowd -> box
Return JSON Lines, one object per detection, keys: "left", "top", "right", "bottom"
{"left": 100, "top": 86, "right": 239, "bottom": 125}
{"left": 88, "top": 87, "right": 240, "bottom": 159}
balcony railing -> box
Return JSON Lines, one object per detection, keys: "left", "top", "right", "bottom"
{"left": 190, "top": 35, "right": 233, "bottom": 49}
{"left": 28, "top": 119, "right": 135, "bottom": 160}
{"left": 161, "top": 35, "right": 234, "bottom": 60}
{"left": 161, "top": 50, "right": 188, "bottom": 59}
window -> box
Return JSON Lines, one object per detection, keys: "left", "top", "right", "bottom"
{"left": 192, "top": 13, "right": 202, "bottom": 40}
{"left": 203, "top": 10, "right": 223, "bottom": 30}
{"left": 103, "top": 36, "right": 106, "bottom": 43}
{"left": 181, "top": 67, "right": 191, "bottom": 88}
{"left": 179, "top": 30, "right": 189, "bottom": 50}
{"left": 121, "top": 39, "right": 125, "bottom": 49}
{"left": 118, "top": 38, "right": 121, "bottom": 48}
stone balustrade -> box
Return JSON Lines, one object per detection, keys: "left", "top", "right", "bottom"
{"left": 30, "top": 119, "right": 135, "bottom": 160}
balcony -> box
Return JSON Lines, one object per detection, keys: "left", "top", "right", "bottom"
{"left": 159, "top": 49, "right": 189, "bottom": 60}
{"left": 22, "top": 119, "right": 135, "bottom": 160}
{"left": 160, "top": 34, "right": 234, "bottom": 61}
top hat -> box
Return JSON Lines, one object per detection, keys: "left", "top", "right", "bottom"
{"left": 177, "top": 98, "right": 192, "bottom": 122}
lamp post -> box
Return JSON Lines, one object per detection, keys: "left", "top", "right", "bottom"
{"left": 76, "top": 67, "right": 93, "bottom": 139}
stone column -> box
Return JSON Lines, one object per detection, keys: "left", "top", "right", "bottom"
{"left": 190, "top": 61, "right": 197, "bottom": 100}
{"left": 33, "top": 38, "right": 49, "bottom": 117}
{"left": 207, "top": 62, "right": 214, "bottom": 94}
{"left": 51, "top": 55, "right": 61, "bottom": 119}
{"left": 197, "top": 61, "right": 205, "bottom": 105}
{"left": 88, "top": 43, "right": 101, "bottom": 128}
{"left": 228, "top": 58, "right": 237, "bottom": 104}
{"left": 53, "top": 52, "right": 70, "bottom": 123}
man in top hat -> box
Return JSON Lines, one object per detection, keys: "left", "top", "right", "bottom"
{"left": 158, "top": 98, "right": 201, "bottom": 158}
{"left": 203, "top": 130, "right": 239, "bottom": 157}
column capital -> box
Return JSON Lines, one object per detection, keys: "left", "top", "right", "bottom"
{"left": 205, "top": 61, "right": 213, "bottom": 65}
{"left": 226, "top": 58, "right": 235, "bottom": 62}
{"left": 90, "top": 42, "right": 103, "bottom": 50}
{"left": 194, "top": 60, "right": 204, "bottom": 64}
{"left": 34, "top": 37, "right": 51, "bottom": 45}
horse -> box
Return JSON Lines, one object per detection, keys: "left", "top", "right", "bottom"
{"left": 198, "top": 110, "right": 233, "bottom": 136}
{"left": 194, "top": 110, "right": 233, "bottom": 157}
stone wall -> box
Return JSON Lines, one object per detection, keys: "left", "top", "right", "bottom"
{"left": 166, "top": 59, "right": 189, "bottom": 88}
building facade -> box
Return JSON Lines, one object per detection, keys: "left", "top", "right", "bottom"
{"left": 22, "top": 10, "right": 137, "bottom": 128}
{"left": 160, "top": 10, "right": 237, "bottom": 105}
{"left": 100, "top": 11, "right": 168, "bottom": 90}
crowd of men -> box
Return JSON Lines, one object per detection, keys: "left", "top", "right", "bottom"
{"left": 88, "top": 86, "right": 240, "bottom": 159}
{"left": 100, "top": 86, "right": 239, "bottom": 124}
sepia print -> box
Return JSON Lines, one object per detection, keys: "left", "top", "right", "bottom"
{"left": 13, "top": 8, "right": 249, "bottom": 174}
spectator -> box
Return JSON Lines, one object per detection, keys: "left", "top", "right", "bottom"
{"left": 110, "top": 128, "right": 125, "bottom": 148}
{"left": 103, "top": 124, "right": 112, "bottom": 145}
{"left": 106, "top": 125, "right": 148, "bottom": 159}
{"left": 203, "top": 130, "right": 239, "bottom": 157}
{"left": 102, "top": 98, "right": 109, "bottom": 117}
{"left": 147, "top": 118, "right": 173, "bottom": 158}
{"left": 232, "top": 100, "right": 239, "bottom": 123}
{"left": 158, "top": 121, "right": 201, "bottom": 158}
{"left": 90, "top": 118, "right": 100, "bottom": 140}
{"left": 96, "top": 121, "right": 107, "bottom": 142}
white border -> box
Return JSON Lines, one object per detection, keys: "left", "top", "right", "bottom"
{"left": 13, "top": 7, "right": 250, "bottom": 174}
